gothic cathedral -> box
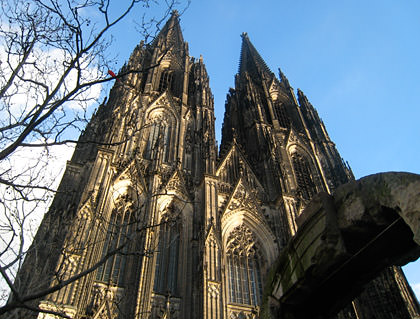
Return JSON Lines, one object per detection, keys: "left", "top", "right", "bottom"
{"left": 10, "top": 11, "right": 419, "bottom": 319}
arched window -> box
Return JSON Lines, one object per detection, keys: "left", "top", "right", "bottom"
{"left": 184, "top": 122, "right": 193, "bottom": 170}
{"left": 153, "top": 213, "right": 180, "bottom": 295}
{"left": 158, "top": 70, "right": 174, "bottom": 93}
{"left": 144, "top": 122, "right": 159, "bottom": 160}
{"left": 291, "top": 152, "right": 317, "bottom": 200}
{"left": 144, "top": 120, "right": 172, "bottom": 162}
{"left": 96, "top": 207, "right": 133, "bottom": 286}
{"left": 273, "top": 101, "right": 290, "bottom": 128}
{"left": 226, "top": 225, "right": 263, "bottom": 306}
{"left": 162, "top": 125, "right": 171, "bottom": 162}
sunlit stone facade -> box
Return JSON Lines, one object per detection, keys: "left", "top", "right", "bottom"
{"left": 10, "top": 11, "right": 419, "bottom": 319}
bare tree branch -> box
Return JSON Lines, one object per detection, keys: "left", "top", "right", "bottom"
{"left": 0, "top": 0, "right": 190, "bottom": 317}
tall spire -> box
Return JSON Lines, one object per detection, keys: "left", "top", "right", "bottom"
{"left": 239, "top": 32, "right": 272, "bottom": 77}
{"left": 152, "top": 10, "right": 185, "bottom": 50}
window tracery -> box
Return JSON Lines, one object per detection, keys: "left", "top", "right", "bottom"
{"left": 226, "top": 225, "right": 263, "bottom": 306}
{"left": 291, "top": 152, "right": 316, "bottom": 200}
{"left": 158, "top": 69, "right": 174, "bottom": 93}
{"left": 144, "top": 113, "right": 173, "bottom": 162}
{"left": 184, "top": 120, "right": 193, "bottom": 170}
{"left": 273, "top": 101, "right": 290, "bottom": 128}
{"left": 96, "top": 198, "right": 134, "bottom": 287}
{"left": 153, "top": 210, "right": 180, "bottom": 295}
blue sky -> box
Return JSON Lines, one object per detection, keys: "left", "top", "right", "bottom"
{"left": 107, "top": 0, "right": 420, "bottom": 298}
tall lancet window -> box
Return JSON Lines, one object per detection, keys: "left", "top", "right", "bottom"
{"left": 158, "top": 69, "right": 174, "bottom": 93}
{"left": 226, "top": 225, "right": 263, "bottom": 306}
{"left": 144, "top": 115, "right": 172, "bottom": 162}
{"left": 273, "top": 101, "right": 290, "bottom": 128}
{"left": 153, "top": 211, "right": 180, "bottom": 295}
{"left": 291, "top": 152, "right": 317, "bottom": 200}
{"left": 96, "top": 203, "right": 133, "bottom": 286}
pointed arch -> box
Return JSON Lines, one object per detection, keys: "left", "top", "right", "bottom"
{"left": 273, "top": 100, "right": 290, "bottom": 128}
{"left": 96, "top": 193, "right": 135, "bottom": 287}
{"left": 144, "top": 122, "right": 172, "bottom": 162}
{"left": 153, "top": 204, "right": 181, "bottom": 296}
{"left": 292, "top": 153, "right": 315, "bottom": 199}
{"left": 94, "top": 182, "right": 145, "bottom": 288}
{"left": 221, "top": 209, "right": 277, "bottom": 265}
{"left": 226, "top": 225, "right": 263, "bottom": 306}
{"left": 288, "top": 144, "right": 318, "bottom": 201}
{"left": 221, "top": 209, "right": 277, "bottom": 307}
{"left": 143, "top": 107, "right": 177, "bottom": 163}
{"left": 291, "top": 152, "right": 317, "bottom": 200}
{"left": 158, "top": 69, "right": 174, "bottom": 93}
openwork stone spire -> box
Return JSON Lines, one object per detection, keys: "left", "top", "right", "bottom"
{"left": 239, "top": 32, "right": 272, "bottom": 77}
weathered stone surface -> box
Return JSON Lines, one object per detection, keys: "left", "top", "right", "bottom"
{"left": 9, "top": 11, "right": 419, "bottom": 318}
{"left": 334, "top": 172, "right": 420, "bottom": 247}
{"left": 263, "top": 172, "right": 420, "bottom": 319}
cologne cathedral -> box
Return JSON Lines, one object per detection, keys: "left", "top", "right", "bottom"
{"left": 9, "top": 11, "right": 420, "bottom": 319}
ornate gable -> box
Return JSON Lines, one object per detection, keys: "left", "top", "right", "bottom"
{"left": 216, "top": 143, "right": 265, "bottom": 195}
{"left": 269, "top": 78, "right": 280, "bottom": 93}
{"left": 145, "top": 90, "right": 180, "bottom": 121}
{"left": 268, "top": 77, "right": 290, "bottom": 102}
{"left": 221, "top": 177, "right": 263, "bottom": 218}
{"left": 220, "top": 177, "right": 278, "bottom": 264}
{"left": 268, "top": 77, "right": 284, "bottom": 101}
{"left": 162, "top": 169, "right": 190, "bottom": 200}
{"left": 286, "top": 127, "right": 310, "bottom": 154}
{"left": 111, "top": 158, "right": 149, "bottom": 193}
{"left": 287, "top": 127, "right": 299, "bottom": 145}
{"left": 205, "top": 222, "right": 222, "bottom": 249}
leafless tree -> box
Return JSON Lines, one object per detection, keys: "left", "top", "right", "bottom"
{"left": 0, "top": 0, "right": 190, "bottom": 317}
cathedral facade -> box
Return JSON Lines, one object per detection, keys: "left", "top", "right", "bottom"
{"left": 9, "top": 12, "right": 420, "bottom": 319}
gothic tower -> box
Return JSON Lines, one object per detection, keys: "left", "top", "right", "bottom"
{"left": 7, "top": 12, "right": 419, "bottom": 319}
{"left": 10, "top": 11, "right": 215, "bottom": 319}
{"left": 219, "top": 33, "right": 419, "bottom": 319}
{"left": 220, "top": 33, "right": 353, "bottom": 242}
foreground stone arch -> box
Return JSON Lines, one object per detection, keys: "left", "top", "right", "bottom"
{"left": 262, "top": 172, "right": 420, "bottom": 319}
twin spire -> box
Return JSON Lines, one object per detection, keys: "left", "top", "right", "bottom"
{"left": 153, "top": 13, "right": 293, "bottom": 90}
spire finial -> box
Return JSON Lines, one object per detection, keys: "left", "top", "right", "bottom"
{"left": 278, "top": 68, "right": 290, "bottom": 87}
{"left": 238, "top": 33, "right": 272, "bottom": 76}
{"left": 297, "top": 88, "right": 309, "bottom": 105}
{"left": 171, "top": 9, "right": 180, "bottom": 17}
{"left": 150, "top": 9, "right": 184, "bottom": 49}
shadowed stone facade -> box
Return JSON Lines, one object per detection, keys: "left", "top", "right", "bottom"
{"left": 8, "top": 12, "right": 420, "bottom": 319}
{"left": 261, "top": 172, "right": 420, "bottom": 319}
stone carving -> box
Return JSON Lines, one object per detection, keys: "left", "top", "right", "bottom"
{"left": 151, "top": 294, "right": 181, "bottom": 319}
{"left": 185, "top": 125, "right": 193, "bottom": 153}
{"left": 228, "top": 310, "right": 257, "bottom": 319}
{"left": 86, "top": 283, "right": 121, "bottom": 318}
{"left": 13, "top": 12, "right": 419, "bottom": 319}
{"left": 207, "top": 282, "right": 220, "bottom": 298}
{"left": 228, "top": 183, "right": 259, "bottom": 211}
{"left": 166, "top": 171, "right": 189, "bottom": 197}
{"left": 226, "top": 225, "right": 259, "bottom": 257}
{"left": 150, "top": 110, "right": 171, "bottom": 124}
